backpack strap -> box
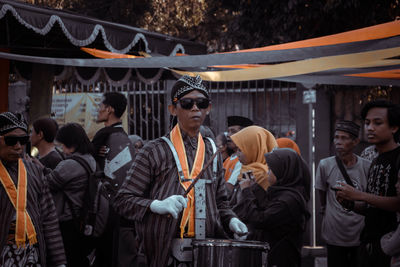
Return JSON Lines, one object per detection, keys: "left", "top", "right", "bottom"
{"left": 69, "top": 155, "right": 105, "bottom": 236}
{"left": 54, "top": 147, "right": 66, "bottom": 160}
{"left": 61, "top": 156, "right": 93, "bottom": 228}
{"left": 71, "top": 155, "right": 93, "bottom": 176}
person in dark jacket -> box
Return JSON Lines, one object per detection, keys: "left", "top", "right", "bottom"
{"left": 234, "top": 148, "right": 310, "bottom": 267}
{"left": 41, "top": 123, "right": 96, "bottom": 267}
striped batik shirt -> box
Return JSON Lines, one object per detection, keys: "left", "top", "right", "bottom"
{"left": 0, "top": 160, "right": 66, "bottom": 266}
{"left": 114, "top": 130, "right": 237, "bottom": 267}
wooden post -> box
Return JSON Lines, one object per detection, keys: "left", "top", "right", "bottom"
{"left": 0, "top": 48, "right": 10, "bottom": 112}
{"left": 29, "top": 64, "right": 54, "bottom": 123}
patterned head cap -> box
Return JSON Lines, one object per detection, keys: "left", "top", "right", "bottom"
{"left": 0, "top": 112, "right": 28, "bottom": 135}
{"left": 171, "top": 75, "right": 209, "bottom": 103}
{"left": 335, "top": 120, "right": 360, "bottom": 138}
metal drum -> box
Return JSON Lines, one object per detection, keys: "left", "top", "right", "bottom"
{"left": 192, "top": 239, "right": 269, "bottom": 267}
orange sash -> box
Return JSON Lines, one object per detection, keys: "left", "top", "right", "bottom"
{"left": 170, "top": 125, "right": 205, "bottom": 238}
{"left": 0, "top": 159, "right": 37, "bottom": 247}
{"left": 223, "top": 156, "right": 240, "bottom": 181}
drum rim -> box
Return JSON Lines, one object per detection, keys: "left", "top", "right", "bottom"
{"left": 192, "top": 239, "right": 270, "bottom": 250}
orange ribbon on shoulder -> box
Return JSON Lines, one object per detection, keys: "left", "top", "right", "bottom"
{"left": 170, "top": 125, "right": 205, "bottom": 238}
{"left": 0, "top": 159, "right": 37, "bottom": 247}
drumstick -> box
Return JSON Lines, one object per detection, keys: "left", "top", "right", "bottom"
{"left": 183, "top": 148, "right": 221, "bottom": 197}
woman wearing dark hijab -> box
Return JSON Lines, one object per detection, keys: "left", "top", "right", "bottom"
{"left": 234, "top": 148, "right": 311, "bottom": 267}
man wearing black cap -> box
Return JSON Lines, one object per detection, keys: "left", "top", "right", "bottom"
{"left": 224, "top": 115, "right": 253, "bottom": 186}
{"left": 0, "top": 112, "right": 66, "bottom": 267}
{"left": 315, "top": 120, "right": 370, "bottom": 267}
{"left": 114, "top": 75, "right": 248, "bottom": 267}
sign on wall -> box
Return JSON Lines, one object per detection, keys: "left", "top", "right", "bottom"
{"left": 51, "top": 93, "right": 128, "bottom": 139}
{"left": 302, "top": 90, "right": 316, "bottom": 104}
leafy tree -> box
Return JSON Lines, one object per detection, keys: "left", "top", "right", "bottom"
{"left": 214, "top": 0, "right": 400, "bottom": 51}
{"left": 24, "top": 0, "right": 400, "bottom": 53}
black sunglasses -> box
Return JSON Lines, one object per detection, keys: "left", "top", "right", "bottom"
{"left": 2, "top": 135, "right": 30, "bottom": 146}
{"left": 177, "top": 98, "right": 210, "bottom": 110}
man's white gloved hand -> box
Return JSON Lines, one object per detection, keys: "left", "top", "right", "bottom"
{"left": 229, "top": 217, "right": 248, "bottom": 236}
{"left": 150, "top": 195, "right": 187, "bottom": 219}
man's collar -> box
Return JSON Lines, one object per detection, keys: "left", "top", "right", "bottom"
{"left": 179, "top": 127, "right": 200, "bottom": 139}
{"left": 110, "top": 122, "right": 122, "bottom": 128}
{"left": 178, "top": 127, "right": 201, "bottom": 149}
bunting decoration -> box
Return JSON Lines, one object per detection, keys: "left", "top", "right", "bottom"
{"left": 1, "top": 11, "right": 400, "bottom": 86}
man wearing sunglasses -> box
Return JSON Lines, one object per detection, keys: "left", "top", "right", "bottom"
{"left": 0, "top": 112, "right": 66, "bottom": 267}
{"left": 114, "top": 75, "right": 248, "bottom": 267}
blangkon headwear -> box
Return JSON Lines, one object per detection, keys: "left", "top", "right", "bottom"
{"left": 171, "top": 75, "right": 209, "bottom": 103}
{"left": 0, "top": 112, "right": 28, "bottom": 135}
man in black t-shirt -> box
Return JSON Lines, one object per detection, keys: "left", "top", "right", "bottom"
{"left": 337, "top": 100, "right": 400, "bottom": 267}
{"left": 30, "top": 118, "right": 64, "bottom": 170}
{"left": 92, "top": 92, "right": 136, "bottom": 267}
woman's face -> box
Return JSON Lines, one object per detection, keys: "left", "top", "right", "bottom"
{"left": 61, "top": 144, "right": 75, "bottom": 155}
{"left": 237, "top": 148, "right": 249, "bottom": 165}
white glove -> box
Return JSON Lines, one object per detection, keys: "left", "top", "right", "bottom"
{"left": 229, "top": 217, "right": 248, "bottom": 236}
{"left": 150, "top": 195, "right": 187, "bottom": 219}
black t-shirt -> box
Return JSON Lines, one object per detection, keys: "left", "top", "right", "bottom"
{"left": 39, "top": 149, "right": 64, "bottom": 170}
{"left": 361, "top": 146, "right": 400, "bottom": 242}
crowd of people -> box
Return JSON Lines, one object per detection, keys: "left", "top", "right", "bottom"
{"left": 0, "top": 74, "right": 399, "bottom": 267}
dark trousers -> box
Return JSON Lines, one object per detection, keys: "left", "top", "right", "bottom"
{"left": 356, "top": 240, "right": 391, "bottom": 267}
{"left": 118, "top": 226, "right": 139, "bottom": 267}
{"left": 60, "top": 220, "right": 93, "bottom": 267}
{"left": 327, "top": 244, "right": 358, "bottom": 267}
{"left": 95, "top": 206, "right": 119, "bottom": 267}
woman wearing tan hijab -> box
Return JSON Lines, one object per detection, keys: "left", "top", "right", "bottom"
{"left": 230, "top": 125, "right": 278, "bottom": 191}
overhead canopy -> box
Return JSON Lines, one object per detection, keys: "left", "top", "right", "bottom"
{"left": 0, "top": 0, "right": 399, "bottom": 86}
{"left": 174, "top": 20, "right": 400, "bottom": 86}
{"left": 0, "top": 0, "right": 206, "bottom": 58}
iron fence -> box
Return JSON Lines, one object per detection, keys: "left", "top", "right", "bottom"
{"left": 53, "top": 79, "right": 297, "bottom": 140}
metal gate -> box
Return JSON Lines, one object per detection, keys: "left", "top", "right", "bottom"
{"left": 54, "top": 79, "right": 297, "bottom": 140}
{"left": 207, "top": 80, "right": 297, "bottom": 138}
{"left": 53, "top": 81, "right": 167, "bottom": 140}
